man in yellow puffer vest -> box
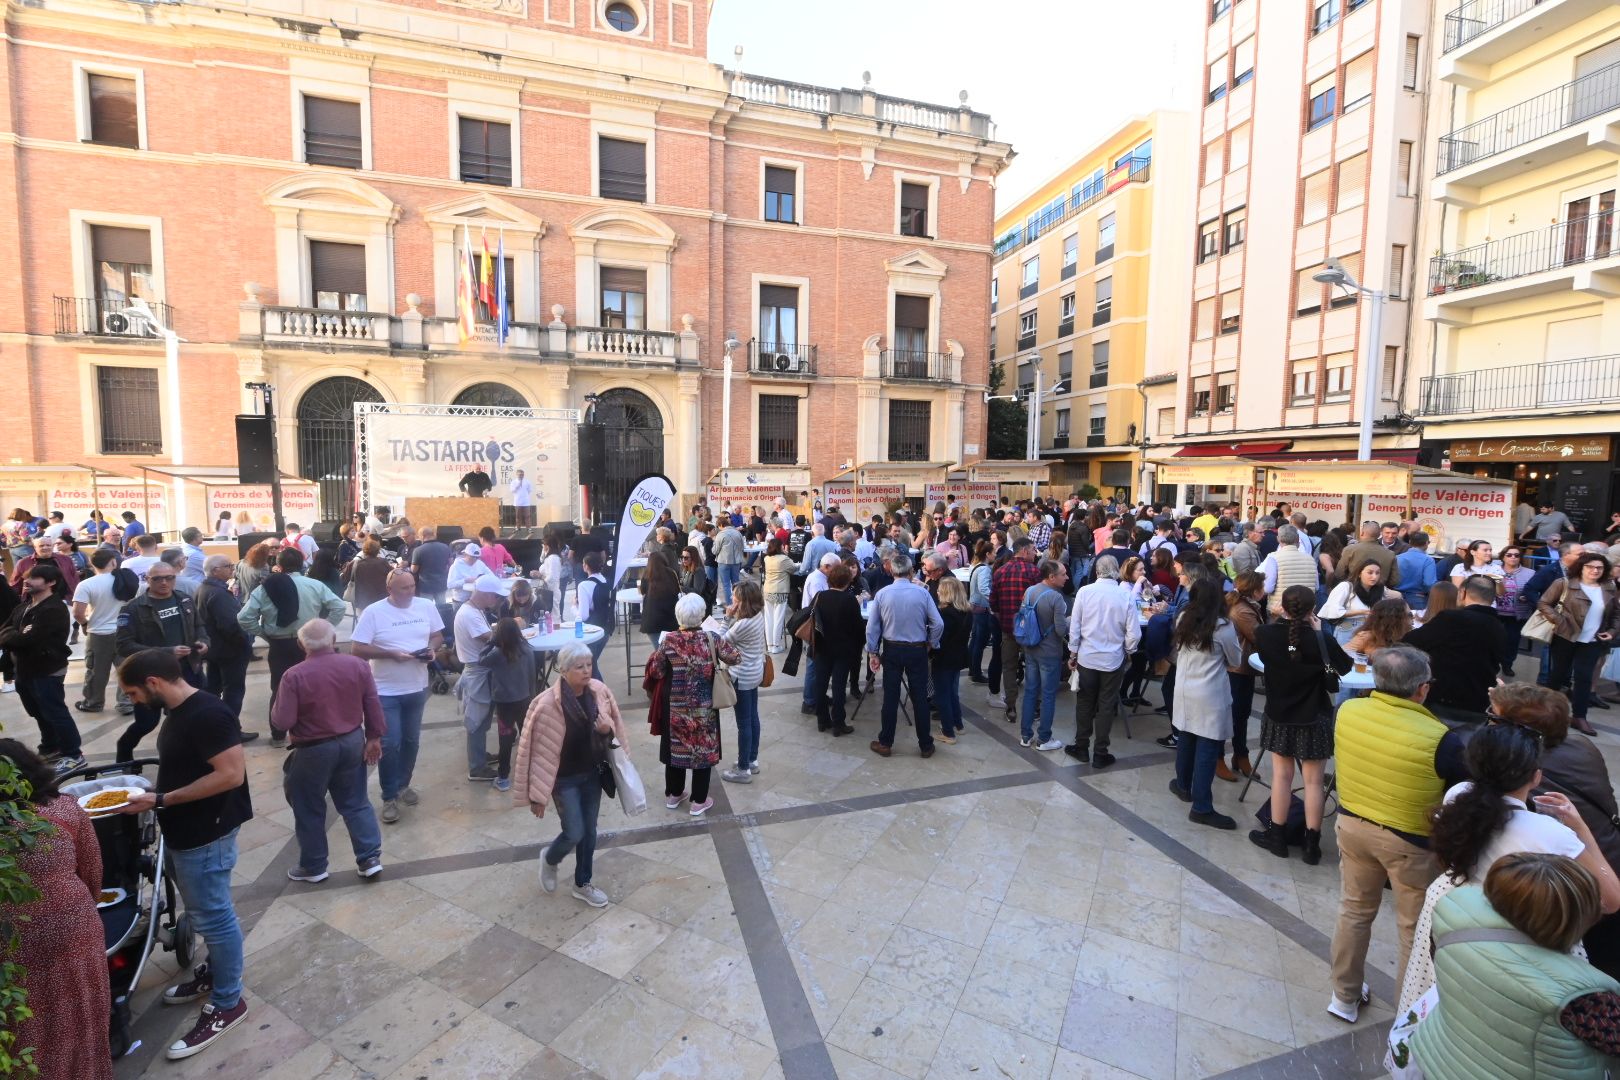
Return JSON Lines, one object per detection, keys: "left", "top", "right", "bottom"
{"left": 1328, "top": 644, "right": 1470, "bottom": 1024}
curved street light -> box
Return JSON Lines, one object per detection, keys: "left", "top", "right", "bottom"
{"left": 1312, "top": 259, "right": 1386, "bottom": 462}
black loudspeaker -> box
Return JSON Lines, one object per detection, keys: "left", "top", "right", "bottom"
{"left": 237, "top": 531, "right": 278, "bottom": 558}
{"left": 578, "top": 425, "right": 605, "bottom": 476}
{"left": 235, "top": 416, "right": 275, "bottom": 484}
{"left": 435, "top": 525, "right": 464, "bottom": 543}
{"left": 312, "top": 520, "right": 344, "bottom": 543}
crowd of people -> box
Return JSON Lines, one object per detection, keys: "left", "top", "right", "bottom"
{"left": 7, "top": 490, "right": 1620, "bottom": 1076}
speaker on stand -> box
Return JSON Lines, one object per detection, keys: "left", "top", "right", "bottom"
{"left": 235, "top": 416, "right": 275, "bottom": 484}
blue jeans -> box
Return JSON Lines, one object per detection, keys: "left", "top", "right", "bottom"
{"left": 1069, "top": 555, "right": 1092, "bottom": 586}
{"left": 283, "top": 728, "right": 382, "bottom": 874}
{"left": 169, "top": 829, "right": 244, "bottom": 1010}
{"left": 734, "top": 686, "right": 761, "bottom": 767}
{"left": 546, "top": 771, "right": 602, "bottom": 887}
{"left": 1175, "top": 731, "right": 1223, "bottom": 814}
{"left": 16, "top": 674, "right": 81, "bottom": 759}
{"left": 934, "top": 666, "right": 963, "bottom": 736}
{"left": 588, "top": 636, "right": 607, "bottom": 682}
{"left": 968, "top": 609, "right": 995, "bottom": 680}
{"left": 379, "top": 690, "right": 428, "bottom": 801}
{"left": 718, "top": 563, "right": 741, "bottom": 607}
{"left": 878, "top": 643, "right": 933, "bottom": 751}
{"left": 802, "top": 652, "right": 822, "bottom": 709}
{"left": 1020, "top": 653, "right": 1063, "bottom": 742}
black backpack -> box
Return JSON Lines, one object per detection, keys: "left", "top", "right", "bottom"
{"left": 586, "top": 574, "right": 615, "bottom": 638}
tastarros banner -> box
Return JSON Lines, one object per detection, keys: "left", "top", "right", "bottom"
{"left": 362, "top": 411, "right": 576, "bottom": 522}
{"left": 611, "top": 473, "right": 675, "bottom": 590}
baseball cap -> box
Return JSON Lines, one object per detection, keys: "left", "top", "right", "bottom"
{"left": 473, "top": 576, "right": 510, "bottom": 596}
{"left": 462, "top": 543, "right": 482, "bottom": 557}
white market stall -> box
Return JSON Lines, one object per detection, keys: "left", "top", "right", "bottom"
{"left": 962, "top": 460, "right": 1053, "bottom": 503}
{"left": 824, "top": 461, "right": 955, "bottom": 522}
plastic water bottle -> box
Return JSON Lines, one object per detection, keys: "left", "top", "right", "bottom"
{"left": 574, "top": 617, "right": 584, "bottom": 639}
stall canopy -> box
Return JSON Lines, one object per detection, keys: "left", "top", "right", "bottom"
{"left": 705, "top": 466, "right": 812, "bottom": 518}
{"left": 0, "top": 464, "right": 173, "bottom": 530}
{"left": 137, "top": 465, "right": 320, "bottom": 533}
{"left": 1151, "top": 459, "right": 1258, "bottom": 488}
{"left": 822, "top": 461, "right": 954, "bottom": 520}
{"left": 963, "top": 461, "right": 1051, "bottom": 484}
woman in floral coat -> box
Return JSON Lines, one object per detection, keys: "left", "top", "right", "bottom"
{"left": 645, "top": 593, "right": 740, "bottom": 817}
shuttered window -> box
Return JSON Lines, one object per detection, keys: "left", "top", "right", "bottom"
{"left": 764, "top": 166, "right": 797, "bottom": 223}
{"left": 894, "top": 294, "right": 930, "bottom": 355}
{"left": 758, "top": 395, "right": 799, "bottom": 464}
{"left": 1090, "top": 340, "right": 1110, "bottom": 387}
{"left": 1307, "top": 72, "right": 1337, "bottom": 130}
{"left": 888, "top": 400, "right": 931, "bottom": 461}
{"left": 1324, "top": 353, "right": 1353, "bottom": 399}
{"left": 1228, "top": 123, "right": 1251, "bottom": 171}
{"left": 1383, "top": 346, "right": 1400, "bottom": 400}
{"left": 458, "top": 117, "right": 512, "bottom": 186}
{"left": 1219, "top": 289, "right": 1242, "bottom": 334}
{"left": 759, "top": 284, "right": 799, "bottom": 347}
{"left": 1389, "top": 245, "right": 1406, "bottom": 299}
{"left": 1195, "top": 296, "right": 1216, "bottom": 339}
{"left": 1291, "top": 361, "right": 1318, "bottom": 404}
{"left": 1331, "top": 253, "right": 1363, "bottom": 308}
{"left": 1216, "top": 375, "right": 1236, "bottom": 414}
{"left": 92, "top": 225, "right": 151, "bottom": 268}
{"left": 310, "top": 241, "right": 367, "bottom": 310}
{"left": 97, "top": 366, "right": 162, "bottom": 453}
{"left": 304, "top": 96, "right": 362, "bottom": 169}
{"left": 598, "top": 136, "right": 647, "bottom": 202}
{"left": 92, "top": 225, "right": 154, "bottom": 305}
{"left": 1342, "top": 52, "right": 1374, "bottom": 113}
{"left": 1223, "top": 206, "right": 1247, "bottom": 252}
{"left": 1302, "top": 169, "right": 1332, "bottom": 224}
{"left": 1397, "top": 142, "right": 1414, "bottom": 196}
{"left": 1208, "top": 57, "right": 1227, "bottom": 103}
{"left": 1158, "top": 407, "right": 1175, "bottom": 435}
{"left": 1233, "top": 37, "right": 1255, "bottom": 86}
{"left": 1336, "top": 153, "right": 1367, "bottom": 212}
{"left": 1204, "top": 137, "right": 1225, "bottom": 183}
{"left": 1296, "top": 265, "right": 1324, "bottom": 315}
{"left": 899, "top": 182, "right": 930, "bottom": 237}
{"left": 87, "top": 73, "right": 139, "bottom": 148}
{"left": 1403, "top": 35, "right": 1421, "bottom": 90}
{"left": 1093, "top": 277, "right": 1113, "bottom": 325}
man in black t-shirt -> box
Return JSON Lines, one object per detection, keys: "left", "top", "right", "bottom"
{"left": 116, "top": 648, "right": 253, "bottom": 1062}
{"left": 459, "top": 464, "right": 493, "bottom": 497}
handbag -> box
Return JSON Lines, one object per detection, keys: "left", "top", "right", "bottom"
{"left": 608, "top": 741, "right": 647, "bottom": 816}
{"left": 1319, "top": 626, "right": 1341, "bottom": 696}
{"left": 594, "top": 729, "right": 617, "bottom": 799}
{"left": 707, "top": 631, "right": 738, "bottom": 708}
{"left": 1521, "top": 580, "right": 1563, "bottom": 644}
{"left": 760, "top": 653, "right": 775, "bottom": 689}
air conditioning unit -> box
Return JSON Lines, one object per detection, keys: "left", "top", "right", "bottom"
{"left": 773, "top": 353, "right": 793, "bottom": 372}
{"left": 103, "top": 311, "right": 131, "bottom": 335}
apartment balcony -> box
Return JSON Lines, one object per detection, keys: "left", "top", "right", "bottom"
{"left": 1440, "top": 0, "right": 1613, "bottom": 88}
{"left": 422, "top": 317, "right": 544, "bottom": 352}
{"left": 1057, "top": 318, "right": 1075, "bottom": 338}
{"left": 1417, "top": 354, "right": 1620, "bottom": 415}
{"left": 54, "top": 296, "right": 172, "bottom": 340}
{"left": 749, "top": 339, "right": 817, "bottom": 378}
{"left": 725, "top": 72, "right": 995, "bottom": 139}
{"left": 1017, "top": 331, "right": 1037, "bottom": 351}
{"left": 881, "top": 349, "right": 948, "bottom": 381}
{"left": 1425, "top": 212, "right": 1620, "bottom": 323}
{"left": 992, "top": 162, "right": 1153, "bottom": 263}
{"left": 260, "top": 306, "right": 395, "bottom": 349}
{"left": 1436, "top": 62, "right": 1620, "bottom": 206}
{"left": 572, "top": 326, "right": 681, "bottom": 365}
{"left": 1086, "top": 433, "right": 1107, "bottom": 448}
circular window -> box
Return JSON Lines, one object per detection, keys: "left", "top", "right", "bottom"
{"left": 603, "top": 2, "right": 639, "bottom": 32}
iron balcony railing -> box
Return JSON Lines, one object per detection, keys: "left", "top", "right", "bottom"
{"left": 993, "top": 162, "right": 1152, "bottom": 260}
{"left": 1428, "top": 211, "right": 1619, "bottom": 295}
{"left": 749, "top": 339, "right": 816, "bottom": 376}
{"left": 54, "top": 296, "right": 172, "bottom": 338}
{"left": 1418, "top": 354, "right": 1620, "bottom": 414}
{"left": 1438, "top": 62, "right": 1620, "bottom": 173}
{"left": 1442, "top": 0, "right": 1539, "bottom": 52}
{"left": 881, "top": 349, "right": 947, "bottom": 380}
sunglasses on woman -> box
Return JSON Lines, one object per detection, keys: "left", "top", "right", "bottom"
{"left": 1502, "top": 551, "right": 1522, "bottom": 560}
{"left": 1485, "top": 710, "right": 1544, "bottom": 745}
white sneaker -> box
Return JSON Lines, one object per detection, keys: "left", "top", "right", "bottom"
{"left": 748, "top": 760, "right": 761, "bottom": 774}
{"left": 720, "top": 768, "right": 752, "bottom": 784}
{"left": 1036, "top": 739, "right": 1064, "bottom": 752}
{"left": 1326, "top": 983, "right": 1370, "bottom": 1023}
{"left": 540, "top": 859, "right": 558, "bottom": 893}
{"left": 986, "top": 693, "right": 1005, "bottom": 708}
{"left": 573, "top": 883, "right": 609, "bottom": 908}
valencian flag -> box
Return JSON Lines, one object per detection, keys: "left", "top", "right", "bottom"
{"left": 456, "top": 225, "right": 477, "bottom": 344}
{"left": 495, "top": 231, "right": 509, "bottom": 347}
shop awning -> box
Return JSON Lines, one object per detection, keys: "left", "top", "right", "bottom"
{"left": 1174, "top": 441, "right": 1290, "bottom": 457}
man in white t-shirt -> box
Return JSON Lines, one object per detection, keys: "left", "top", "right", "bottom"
{"left": 283, "top": 523, "right": 319, "bottom": 561}
{"left": 454, "top": 577, "right": 506, "bottom": 781}
{"left": 42, "top": 512, "right": 73, "bottom": 543}
{"left": 70, "top": 548, "right": 129, "bottom": 712}
{"left": 120, "top": 534, "right": 163, "bottom": 581}
{"left": 350, "top": 569, "right": 444, "bottom": 823}
{"left": 447, "top": 544, "right": 497, "bottom": 596}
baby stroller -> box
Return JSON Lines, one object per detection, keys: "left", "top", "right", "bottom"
{"left": 60, "top": 759, "right": 194, "bottom": 1060}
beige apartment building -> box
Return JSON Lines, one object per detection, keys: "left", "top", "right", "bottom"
{"left": 0, "top": 0, "right": 1010, "bottom": 526}
{"left": 1168, "top": 0, "right": 1431, "bottom": 495}
{"left": 990, "top": 112, "right": 1193, "bottom": 500}
{"left": 1410, "top": 0, "right": 1620, "bottom": 534}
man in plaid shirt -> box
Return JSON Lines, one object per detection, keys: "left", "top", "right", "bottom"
{"left": 989, "top": 538, "right": 1042, "bottom": 717}
{"left": 1025, "top": 511, "right": 1052, "bottom": 554}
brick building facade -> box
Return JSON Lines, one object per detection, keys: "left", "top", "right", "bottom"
{"left": 0, "top": 0, "right": 1011, "bottom": 524}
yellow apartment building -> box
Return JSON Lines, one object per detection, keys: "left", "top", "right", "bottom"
{"left": 1412, "top": 0, "right": 1620, "bottom": 533}
{"left": 990, "top": 112, "right": 1193, "bottom": 499}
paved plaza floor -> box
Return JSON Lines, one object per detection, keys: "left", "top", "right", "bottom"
{"left": 62, "top": 630, "right": 1594, "bottom": 1080}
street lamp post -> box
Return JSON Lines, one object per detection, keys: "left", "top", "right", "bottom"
{"left": 1312, "top": 260, "right": 1386, "bottom": 462}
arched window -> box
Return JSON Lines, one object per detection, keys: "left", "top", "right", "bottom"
{"left": 296, "top": 376, "right": 383, "bottom": 520}
{"left": 452, "top": 382, "right": 529, "bottom": 409}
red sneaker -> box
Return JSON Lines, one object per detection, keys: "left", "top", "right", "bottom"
{"left": 165, "top": 999, "right": 248, "bottom": 1060}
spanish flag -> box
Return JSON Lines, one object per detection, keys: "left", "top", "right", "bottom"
{"left": 456, "top": 225, "right": 477, "bottom": 344}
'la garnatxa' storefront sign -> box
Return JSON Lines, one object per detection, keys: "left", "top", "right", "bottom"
{"left": 1449, "top": 436, "right": 1611, "bottom": 463}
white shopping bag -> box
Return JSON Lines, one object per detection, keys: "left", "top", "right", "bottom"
{"left": 610, "top": 742, "right": 647, "bottom": 816}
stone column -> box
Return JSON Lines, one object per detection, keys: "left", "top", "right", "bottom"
{"left": 677, "top": 372, "right": 703, "bottom": 496}
{"left": 946, "top": 386, "right": 966, "bottom": 465}
{"left": 857, "top": 381, "right": 883, "bottom": 464}
{"left": 398, "top": 359, "right": 426, "bottom": 405}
